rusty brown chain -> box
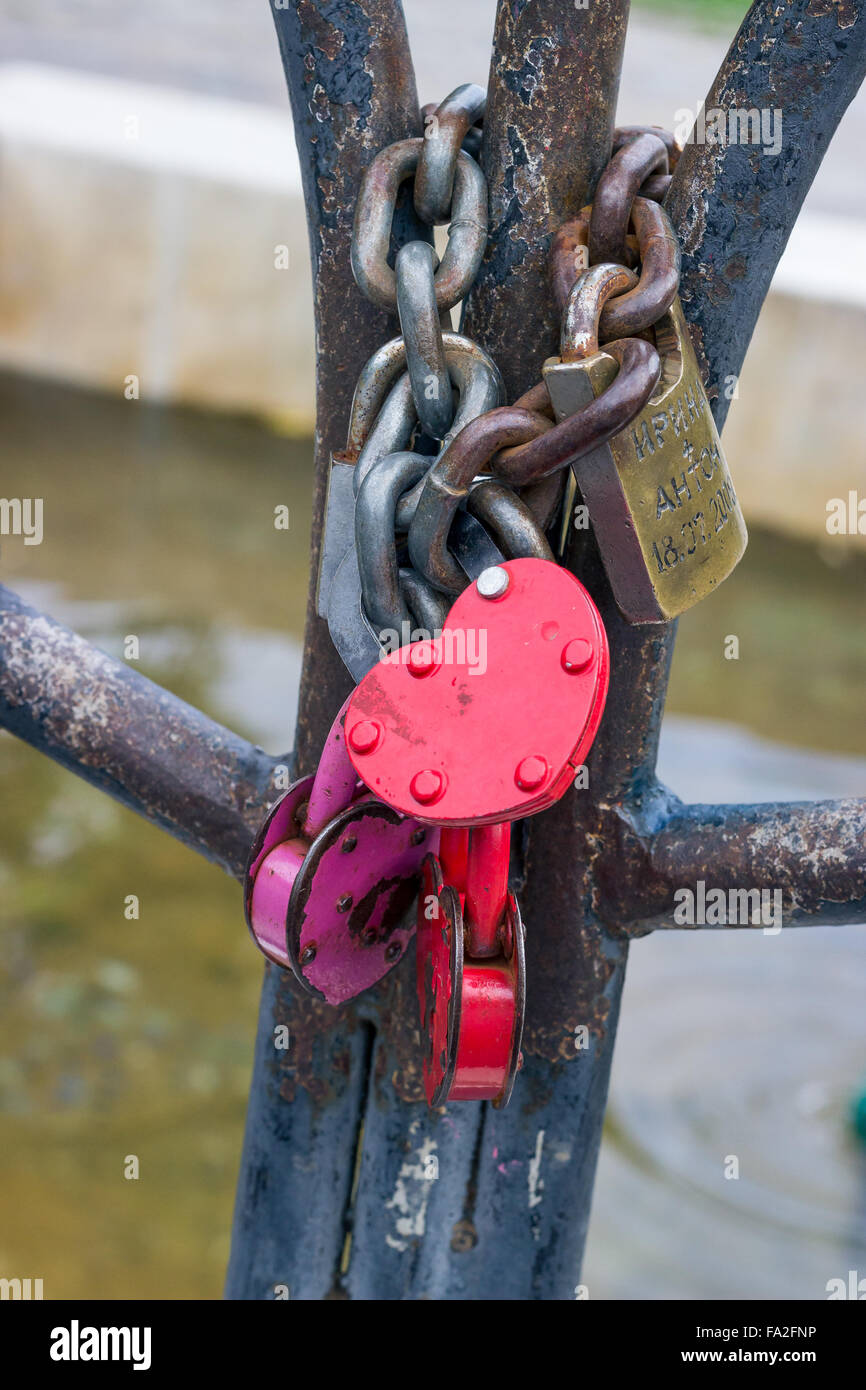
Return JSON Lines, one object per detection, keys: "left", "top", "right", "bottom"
{"left": 344, "top": 107, "right": 683, "bottom": 618}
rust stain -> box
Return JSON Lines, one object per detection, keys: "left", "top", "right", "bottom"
{"left": 347, "top": 873, "right": 418, "bottom": 940}
{"left": 371, "top": 966, "right": 426, "bottom": 1104}
{"left": 271, "top": 964, "right": 357, "bottom": 1105}
{"left": 806, "top": 0, "right": 857, "bottom": 27}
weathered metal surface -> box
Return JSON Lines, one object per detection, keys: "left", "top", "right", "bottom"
{"left": 271, "top": 0, "right": 425, "bottom": 768}
{"left": 226, "top": 0, "right": 635, "bottom": 1303}
{"left": 226, "top": 0, "right": 426, "bottom": 1303}
{"left": 0, "top": 583, "right": 278, "bottom": 880}
{"left": 224, "top": 963, "right": 368, "bottom": 1300}
{"left": 597, "top": 794, "right": 866, "bottom": 935}
{"left": 666, "top": 0, "right": 866, "bottom": 426}
{"left": 462, "top": 0, "right": 630, "bottom": 403}
{"left": 344, "top": 0, "right": 637, "bottom": 1302}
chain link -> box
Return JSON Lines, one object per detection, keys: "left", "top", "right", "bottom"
{"left": 351, "top": 139, "right": 487, "bottom": 313}
{"left": 416, "top": 84, "right": 487, "bottom": 225}
{"left": 395, "top": 241, "right": 452, "bottom": 440}
{"left": 340, "top": 105, "right": 685, "bottom": 631}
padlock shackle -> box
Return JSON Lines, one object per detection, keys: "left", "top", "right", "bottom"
{"left": 417, "top": 843, "right": 524, "bottom": 1108}
{"left": 302, "top": 694, "right": 363, "bottom": 840}
{"left": 439, "top": 826, "right": 469, "bottom": 887}
{"left": 438, "top": 823, "right": 511, "bottom": 959}
{"left": 464, "top": 822, "right": 511, "bottom": 958}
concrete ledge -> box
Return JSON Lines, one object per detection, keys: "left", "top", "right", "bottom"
{"left": 0, "top": 65, "right": 313, "bottom": 425}
{"left": 725, "top": 288, "right": 866, "bottom": 549}
{"left": 0, "top": 63, "right": 864, "bottom": 544}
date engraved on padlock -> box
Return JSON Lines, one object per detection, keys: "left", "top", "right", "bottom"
{"left": 544, "top": 298, "right": 747, "bottom": 624}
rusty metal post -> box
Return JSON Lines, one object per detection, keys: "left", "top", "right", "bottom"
{"left": 666, "top": 0, "right": 866, "bottom": 430}
{"left": 464, "top": 0, "right": 629, "bottom": 401}
{"left": 0, "top": 585, "right": 278, "bottom": 879}
{"left": 446, "top": 0, "right": 634, "bottom": 1298}
{"left": 225, "top": 0, "right": 425, "bottom": 1301}
{"left": 227, "top": 0, "right": 633, "bottom": 1303}
{"left": 593, "top": 0, "right": 866, "bottom": 943}
{"left": 0, "top": 0, "right": 862, "bottom": 1301}
{"left": 342, "top": 0, "right": 633, "bottom": 1302}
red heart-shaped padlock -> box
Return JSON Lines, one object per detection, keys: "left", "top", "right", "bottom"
{"left": 345, "top": 558, "right": 609, "bottom": 826}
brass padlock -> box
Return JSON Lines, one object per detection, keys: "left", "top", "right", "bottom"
{"left": 544, "top": 209, "right": 747, "bottom": 625}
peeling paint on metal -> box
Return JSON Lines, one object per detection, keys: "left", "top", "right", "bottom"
{"left": 384, "top": 1123, "right": 438, "bottom": 1251}
{"left": 528, "top": 1129, "right": 545, "bottom": 1210}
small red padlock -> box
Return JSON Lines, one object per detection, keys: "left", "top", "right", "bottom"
{"left": 417, "top": 823, "right": 524, "bottom": 1107}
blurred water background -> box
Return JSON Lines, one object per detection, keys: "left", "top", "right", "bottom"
{"left": 1, "top": 0, "right": 865, "bottom": 1300}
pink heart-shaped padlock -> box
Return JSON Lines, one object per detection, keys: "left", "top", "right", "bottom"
{"left": 244, "top": 695, "right": 437, "bottom": 1005}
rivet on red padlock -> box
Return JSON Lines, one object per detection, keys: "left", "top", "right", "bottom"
{"left": 344, "top": 558, "right": 610, "bottom": 826}
{"left": 244, "top": 695, "right": 437, "bottom": 1006}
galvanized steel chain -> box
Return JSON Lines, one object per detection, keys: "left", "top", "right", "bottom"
{"left": 331, "top": 106, "right": 720, "bottom": 634}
